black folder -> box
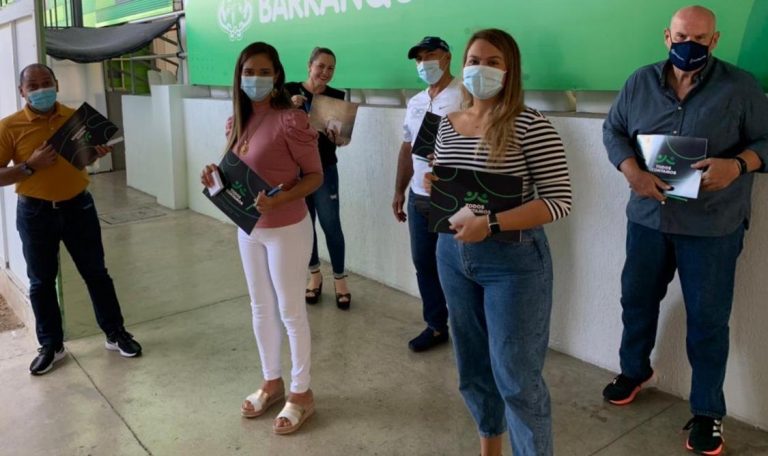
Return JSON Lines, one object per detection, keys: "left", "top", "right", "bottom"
{"left": 411, "top": 112, "right": 442, "bottom": 159}
{"left": 429, "top": 165, "right": 523, "bottom": 242}
{"left": 203, "top": 150, "right": 272, "bottom": 233}
{"left": 47, "top": 102, "right": 118, "bottom": 170}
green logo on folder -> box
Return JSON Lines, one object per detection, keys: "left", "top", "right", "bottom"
{"left": 465, "top": 191, "right": 489, "bottom": 204}
{"left": 656, "top": 154, "right": 676, "bottom": 166}
{"left": 232, "top": 181, "right": 247, "bottom": 198}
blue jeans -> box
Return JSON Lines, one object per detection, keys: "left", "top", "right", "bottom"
{"left": 307, "top": 164, "right": 346, "bottom": 277}
{"left": 407, "top": 190, "right": 448, "bottom": 332}
{"left": 437, "top": 228, "right": 553, "bottom": 456}
{"left": 619, "top": 221, "right": 744, "bottom": 419}
{"left": 16, "top": 192, "right": 125, "bottom": 347}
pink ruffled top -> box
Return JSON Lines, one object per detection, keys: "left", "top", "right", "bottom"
{"left": 235, "top": 105, "right": 321, "bottom": 228}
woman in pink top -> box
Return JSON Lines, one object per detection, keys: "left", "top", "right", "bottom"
{"left": 201, "top": 42, "right": 322, "bottom": 435}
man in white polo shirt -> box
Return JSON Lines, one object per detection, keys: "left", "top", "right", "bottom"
{"left": 392, "top": 36, "right": 463, "bottom": 352}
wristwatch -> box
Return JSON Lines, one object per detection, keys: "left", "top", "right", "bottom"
{"left": 20, "top": 162, "right": 35, "bottom": 176}
{"left": 734, "top": 156, "right": 748, "bottom": 176}
{"left": 487, "top": 212, "right": 501, "bottom": 235}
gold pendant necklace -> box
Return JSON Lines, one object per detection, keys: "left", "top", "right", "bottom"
{"left": 237, "top": 111, "right": 268, "bottom": 156}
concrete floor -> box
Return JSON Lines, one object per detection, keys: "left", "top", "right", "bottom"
{"left": 1, "top": 172, "right": 768, "bottom": 456}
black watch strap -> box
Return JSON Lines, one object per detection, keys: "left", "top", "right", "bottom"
{"left": 487, "top": 212, "right": 501, "bottom": 235}
{"left": 734, "top": 156, "right": 748, "bottom": 176}
{"left": 20, "top": 162, "right": 35, "bottom": 176}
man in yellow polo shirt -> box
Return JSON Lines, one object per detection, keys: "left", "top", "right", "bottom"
{"left": 0, "top": 64, "right": 141, "bottom": 375}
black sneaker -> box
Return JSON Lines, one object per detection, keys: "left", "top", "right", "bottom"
{"left": 408, "top": 327, "right": 449, "bottom": 352}
{"left": 602, "top": 370, "right": 654, "bottom": 405}
{"left": 29, "top": 345, "right": 67, "bottom": 375}
{"left": 684, "top": 415, "right": 724, "bottom": 455}
{"left": 105, "top": 330, "right": 142, "bottom": 357}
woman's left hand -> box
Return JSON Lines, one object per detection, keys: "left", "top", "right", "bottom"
{"left": 254, "top": 190, "right": 281, "bottom": 214}
{"left": 452, "top": 215, "right": 490, "bottom": 243}
{"left": 326, "top": 127, "right": 347, "bottom": 146}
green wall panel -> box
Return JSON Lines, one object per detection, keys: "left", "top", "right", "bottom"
{"left": 186, "top": 0, "right": 767, "bottom": 90}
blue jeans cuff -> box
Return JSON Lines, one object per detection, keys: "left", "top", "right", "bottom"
{"left": 690, "top": 409, "right": 724, "bottom": 420}
{"left": 478, "top": 429, "right": 506, "bottom": 439}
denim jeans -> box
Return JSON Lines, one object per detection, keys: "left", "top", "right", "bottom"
{"left": 619, "top": 221, "right": 745, "bottom": 419}
{"left": 437, "top": 228, "right": 553, "bottom": 456}
{"left": 307, "top": 164, "right": 346, "bottom": 277}
{"left": 16, "top": 192, "right": 125, "bottom": 347}
{"left": 407, "top": 190, "right": 448, "bottom": 332}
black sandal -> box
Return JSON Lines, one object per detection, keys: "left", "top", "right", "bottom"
{"left": 334, "top": 276, "right": 351, "bottom": 310}
{"left": 305, "top": 271, "right": 323, "bottom": 305}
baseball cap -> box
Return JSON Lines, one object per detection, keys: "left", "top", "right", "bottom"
{"left": 407, "top": 36, "right": 450, "bottom": 59}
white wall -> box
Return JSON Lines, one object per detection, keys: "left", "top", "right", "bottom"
{"left": 0, "top": 0, "right": 41, "bottom": 290}
{"left": 122, "top": 85, "right": 210, "bottom": 209}
{"left": 123, "top": 90, "right": 768, "bottom": 429}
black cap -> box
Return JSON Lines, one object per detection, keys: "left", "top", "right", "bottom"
{"left": 407, "top": 36, "right": 450, "bottom": 59}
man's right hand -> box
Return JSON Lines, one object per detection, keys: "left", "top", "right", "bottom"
{"left": 392, "top": 192, "right": 406, "bottom": 222}
{"left": 619, "top": 157, "right": 671, "bottom": 202}
{"left": 26, "top": 141, "right": 57, "bottom": 170}
{"left": 622, "top": 165, "right": 671, "bottom": 202}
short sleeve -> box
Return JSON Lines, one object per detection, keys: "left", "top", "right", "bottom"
{"left": 281, "top": 109, "right": 322, "bottom": 175}
{"left": 0, "top": 120, "right": 14, "bottom": 167}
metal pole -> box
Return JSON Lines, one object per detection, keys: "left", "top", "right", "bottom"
{"left": 34, "top": 0, "right": 47, "bottom": 62}
{"left": 71, "top": 0, "right": 83, "bottom": 27}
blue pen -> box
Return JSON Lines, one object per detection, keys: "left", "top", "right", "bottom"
{"left": 245, "top": 184, "right": 284, "bottom": 211}
{"left": 267, "top": 184, "right": 284, "bottom": 197}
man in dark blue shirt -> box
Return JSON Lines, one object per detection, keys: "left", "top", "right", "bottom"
{"left": 602, "top": 6, "right": 768, "bottom": 455}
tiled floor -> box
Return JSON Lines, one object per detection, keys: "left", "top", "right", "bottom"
{"left": 1, "top": 172, "right": 766, "bottom": 455}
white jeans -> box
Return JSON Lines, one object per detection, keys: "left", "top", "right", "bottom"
{"left": 238, "top": 215, "right": 313, "bottom": 393}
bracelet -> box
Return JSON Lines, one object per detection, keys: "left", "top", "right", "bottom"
{"left": 734, "top": 156, "right": 748, "bottom": 176}
{"left": 487, "top": 212, "right": 501, "bottom": 235}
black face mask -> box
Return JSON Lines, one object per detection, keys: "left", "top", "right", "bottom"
{"left": 668, "top": 40, "right": 711, "bottom": 72}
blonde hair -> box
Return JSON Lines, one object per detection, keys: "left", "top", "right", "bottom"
{"left": 461, "top": 29, "right": 524, "bottom": 163}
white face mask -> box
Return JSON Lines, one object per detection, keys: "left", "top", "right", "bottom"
{"left": 462, "top": 65, "right": 506, "bottom": 100}
{"left": 240, "top": 76, "right": 274, "bottom": 101}
{"left": 417, "top": 60, "right": 444, "bottom": 85}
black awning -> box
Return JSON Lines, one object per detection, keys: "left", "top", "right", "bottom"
{"left": 45, "top": 18, "right": 178, "bottom": 63}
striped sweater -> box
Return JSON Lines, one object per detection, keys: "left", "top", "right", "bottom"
{"left": 434, "top": 107, "right": 572, "bottom": 221}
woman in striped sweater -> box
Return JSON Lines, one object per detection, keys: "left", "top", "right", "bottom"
{"left": 429, "top": 29, "right": 572, "bottom": 456}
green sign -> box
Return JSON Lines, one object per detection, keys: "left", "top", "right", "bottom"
{"left": 186, "top": 0, "right": 768, "bottom": 90}
{"left": 82, "top": 0, "right": 173, "bottom": 27}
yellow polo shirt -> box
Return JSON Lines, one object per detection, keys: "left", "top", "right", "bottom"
{"left": 0, "top": 103, "right": 89, "bottom": 202}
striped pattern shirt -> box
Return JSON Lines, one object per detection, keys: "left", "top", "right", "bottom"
{"left": 434, "top": 107, "right": 572, "bottom": 221}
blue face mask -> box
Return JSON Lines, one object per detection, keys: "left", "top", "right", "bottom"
{"left": 462, "top": 65, "right": 506, "bottom": 100}
{"left": 240, "top": 76, "right": 274, "bottom": 101}
{"left": 417, "top": 60, "right": 444, "bottom": 85}
{"left": 27, "top": 87, "right": 57, "bottom": 112}
{"left": 669, "top": 40, "right": 710, "bottom": 72}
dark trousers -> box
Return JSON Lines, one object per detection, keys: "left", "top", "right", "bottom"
{"left": 407, "top": 190, "right": 448, "bottom": 332}
{"left": 16, "top": 192, "right": 124, "bottom": 347}
{"left": 619, "top": 221, "right": 744, "bottom": 418}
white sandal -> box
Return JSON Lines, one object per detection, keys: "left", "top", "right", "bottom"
{"left": 241, "top": 388, "right": 284, "bottom": 418}
{"left": 273, "top": 401, "right": 315, "bottom": 434}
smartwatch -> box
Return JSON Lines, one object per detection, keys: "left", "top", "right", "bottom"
{"left": 487, "top": 212, "right": 501, "bottom": 235}
{"left": 20, "top": 162, "right": 35, "bottom": 176}
{"left": 734, "top": 156, "right": 748, "bottom": 176}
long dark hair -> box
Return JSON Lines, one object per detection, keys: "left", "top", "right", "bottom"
{"left": 225, "top": 42, "right": 293, "bottom": 154}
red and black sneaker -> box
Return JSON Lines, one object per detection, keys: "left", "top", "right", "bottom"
{"left": 684, "top": 415, "right": 724, "bottom": 455}
{"left": 602, "top": 371, "right": 654, "bottom": 405}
